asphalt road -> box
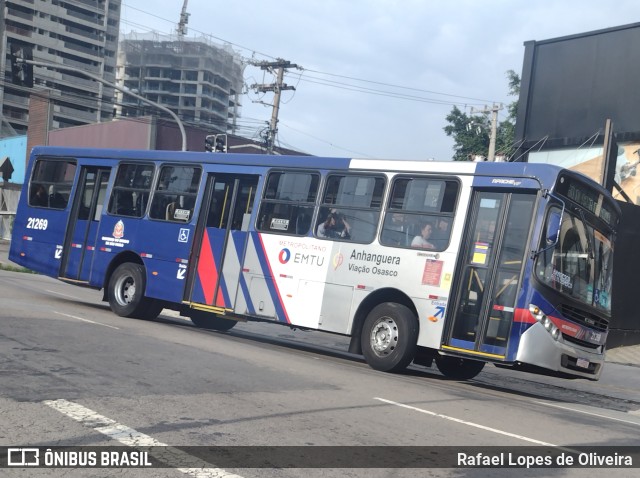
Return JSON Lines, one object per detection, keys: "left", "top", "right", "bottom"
{"left": 1, "top": 269, "right": 639, "bottom": 477}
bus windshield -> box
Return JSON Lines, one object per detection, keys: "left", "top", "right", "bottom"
{"left": 535, "top": 207, "right": 614, "bottom": 313}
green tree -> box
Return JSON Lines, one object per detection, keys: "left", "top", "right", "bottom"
{"left": 444, "top": 70, "right": 520, "bottom": 161}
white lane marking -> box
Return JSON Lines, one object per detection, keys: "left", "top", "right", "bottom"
{"left": 374, "top": 397, "right": 556, "bottom": 446}
{"left": 535, "top": 400, "right": 640, "bottom": 426}
{"left": 43, "top": 399, "right": 243, "bottom": 478}
{"left": 46, "top": 289, "right": 80, "bottom": 299}
{"left": 54, "top": 311, "right": 119, "bottom": 330}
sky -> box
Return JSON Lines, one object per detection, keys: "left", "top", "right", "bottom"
{"left": 119, "top": 0, "right": 640, "bottom": 160}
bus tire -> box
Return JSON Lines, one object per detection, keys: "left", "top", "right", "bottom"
{"left": 108, "top": 263, "right": 161, "bottom": 320}
{"left": 361, "top": 303, "right": 418, "bottom": 373}
{"left": 435, "top": 355, "right": 485, "bottom": 380}
{"left": 190, "top": 310, "right": 237, "bottom": 331}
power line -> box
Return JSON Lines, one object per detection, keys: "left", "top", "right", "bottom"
{"left": 298, "top": 68, "right": 498, "bottom": 104}
{"left": 119, "top": 3, "right": 503, "bottom": 107}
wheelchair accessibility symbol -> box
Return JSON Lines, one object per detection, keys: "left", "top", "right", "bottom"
{"left": 178, "top": 228, "right": 190, "bottom": 243}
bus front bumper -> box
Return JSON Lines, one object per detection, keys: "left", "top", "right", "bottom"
{"left": 516, "top": 322, "right": 604, "bottom": 380}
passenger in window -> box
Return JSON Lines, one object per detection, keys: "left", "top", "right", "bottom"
{"left": 411, "top": 221, "right": 435, "bottom": 249}
{"left": 31, "top": 185, "right": 48, "bottom": 206}
{"left": 317, "top": 212, "right": 351, "bottom": 239}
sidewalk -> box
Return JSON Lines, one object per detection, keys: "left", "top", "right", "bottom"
{"left": 1, "top": 238, "right": 639, "bottom": 367}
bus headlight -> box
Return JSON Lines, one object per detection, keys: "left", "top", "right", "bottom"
{"left": 529, "top": 304, "right": 560, "bottom": 341}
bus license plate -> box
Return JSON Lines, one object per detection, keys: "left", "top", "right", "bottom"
{"left": 576, "top": 358, "right": 590, "bottom": 369}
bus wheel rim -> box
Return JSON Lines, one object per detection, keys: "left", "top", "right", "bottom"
{"left": 115, "top": 275, "right": 136, "bottom": 306}
{"left": 370, "top": 316, "right": 398, "bottom": 357}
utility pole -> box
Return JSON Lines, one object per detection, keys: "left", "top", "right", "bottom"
{"left": 249, "top": 59, "right": 298, "bottom": 154}
{"left": 471, "top": 103, "right": 503, "bottom": 161}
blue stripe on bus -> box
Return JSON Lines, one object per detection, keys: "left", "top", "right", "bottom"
{"left": 232, "top": 231, "right": 255, "bottom": 314}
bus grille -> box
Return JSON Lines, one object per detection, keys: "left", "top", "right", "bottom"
{"left": 560, "top": 304, "right": 608, "bottom": 332}
{"left": 562, "top": 334, "right": 600, "bottom": 350}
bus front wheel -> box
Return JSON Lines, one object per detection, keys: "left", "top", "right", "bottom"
{"left": 435, "top": 355, "right": 485, "bottom": 380}
{"left": 361, "top": 303, "right": 418, "bottom": 372}
{"left": 190, "top": 310, "right": 237, "bottom": 331}
{"left": 108, "top": 263, "right": 162, "bottom": 320}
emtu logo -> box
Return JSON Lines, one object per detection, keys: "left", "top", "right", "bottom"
{"left": 278, "top": 248, "right": 291, "bottom": 264}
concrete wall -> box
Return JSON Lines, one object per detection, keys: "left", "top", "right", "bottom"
{"left": 48, "top": 118, "right": 154, "bottom": 150}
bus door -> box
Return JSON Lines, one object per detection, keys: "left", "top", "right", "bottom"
{"left": 444, "top": 190, "right": 536, "bottom": 358}
{"left": 59, "top": 166, "right": 111, "bottom": 282}
{"left": 186, "top": 173, "right": 259, "bottom": 312}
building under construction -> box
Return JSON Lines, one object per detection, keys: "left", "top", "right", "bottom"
{"left": 115, "top": 32, "right": 245, "bottom": 134}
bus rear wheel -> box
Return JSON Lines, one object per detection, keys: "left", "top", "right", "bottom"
{"left": 361, "top": 303, "right": 418, "bottom": 373}
{"left": 190, "top": 310, "right": 237, "bottom": 331}
{"left": 108, "top": 263, "right": 162, "bottom": 320}
{"left": 435, "top": 355, "right": 485, "bottom": 380}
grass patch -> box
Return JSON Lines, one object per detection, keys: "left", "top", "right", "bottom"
{"left": 0, "top": 263, "right": 37, "bottom": 274}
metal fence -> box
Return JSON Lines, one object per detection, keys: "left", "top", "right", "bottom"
{"left": 0, "top": 184, "right": 20, "bottom": 240}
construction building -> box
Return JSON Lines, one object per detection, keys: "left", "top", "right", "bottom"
{"left": 115, "top": 32, "right": 245, "bottom": 134}
{"left": 0, "top": 0, "right": 121, "bottom": 136}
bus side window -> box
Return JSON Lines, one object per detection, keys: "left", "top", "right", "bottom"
{"left": 317, "top": 174, "right": 385, "bottom": 243}
{"left": 380, "top": 176, "right": 458, "bottom": 250}
{"left": 28, "top": 159, "right": 77, "bottom": 209}
{"left": 108, "top": 163, "right": 154, "bottom": 218}
{"left": 150, "top": 165, "right": 200, "bottom": 223}
{"left": 257, "top": 170, "right": 319, "bottom": 236}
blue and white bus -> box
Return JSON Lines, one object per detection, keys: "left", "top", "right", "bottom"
{"left": 10, "top": 146, "right": 620, "bottom": 380}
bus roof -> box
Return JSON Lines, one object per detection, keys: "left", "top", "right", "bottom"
{"left": 31, "top": 145, "right": 605, "bottom": 194}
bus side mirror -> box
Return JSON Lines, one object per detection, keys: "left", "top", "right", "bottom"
{"left": 546, "top": 211, "right": 561, "bottom": 245}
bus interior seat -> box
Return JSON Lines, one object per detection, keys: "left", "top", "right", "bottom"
{"left": 166, "top": 200, "right": 177, "bottom": 220}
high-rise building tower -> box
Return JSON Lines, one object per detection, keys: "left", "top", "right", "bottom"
{"left": 0, "top": 0, "right": 122, "bottom": 136}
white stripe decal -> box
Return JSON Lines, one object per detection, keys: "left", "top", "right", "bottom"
{"left": 43, "top": 399, "right": 244, "bottom": 477}
{"left": 374, "top": 397, "right": 557, "bottom": 446}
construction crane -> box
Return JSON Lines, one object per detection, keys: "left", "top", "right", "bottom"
{"left": 176, "top": 0, "right": 190, "bottom": 37}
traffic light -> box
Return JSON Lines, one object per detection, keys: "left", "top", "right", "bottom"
{"left": 215, "top": 134, "right": 227, "bottom": 153}
{"left": 204, "top": 134, "right": 227, "bottom": 153}
{"left": 205, "top": 135, "right": 215, "bottom": 152}
{"left": 10, "top": 44, "right": 34, "bottom": 87}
